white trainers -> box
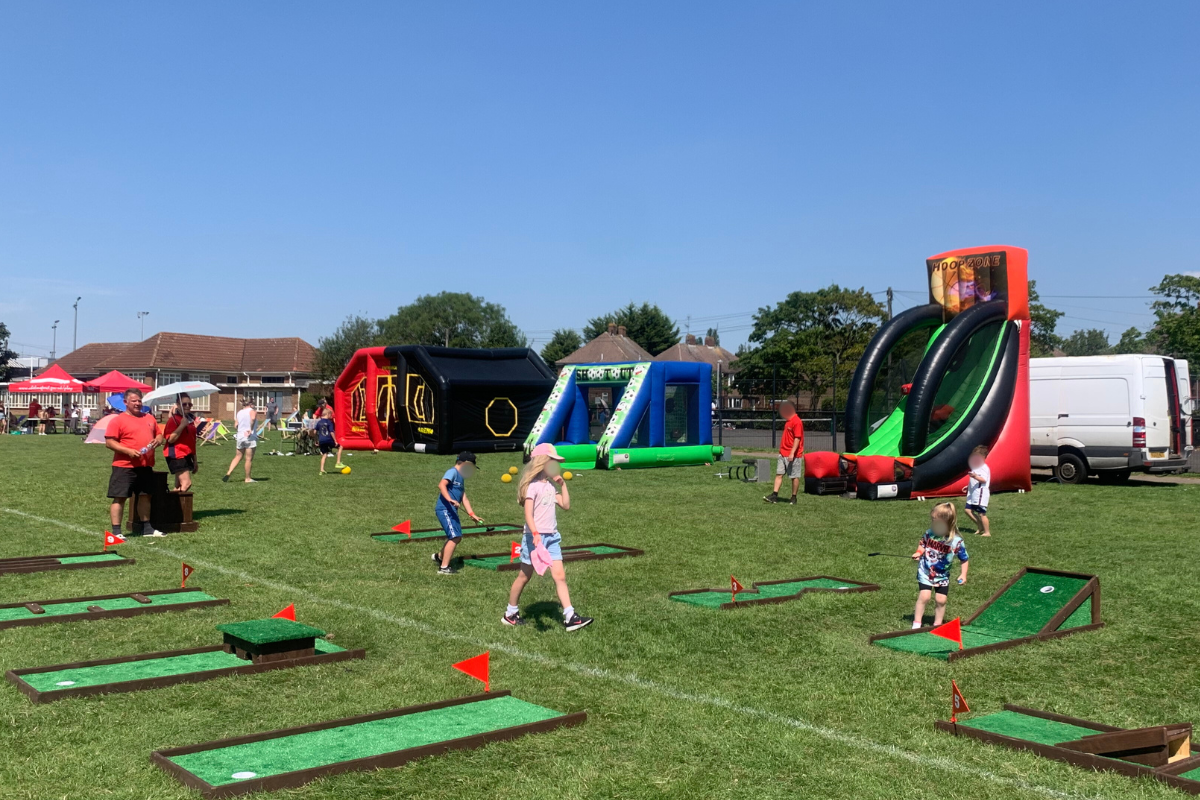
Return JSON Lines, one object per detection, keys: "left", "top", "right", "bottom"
{"left": 146, "top": 528, "right": 167, "bottom": 537}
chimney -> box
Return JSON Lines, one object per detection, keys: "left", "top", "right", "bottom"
{"left": 607, "top": 322, "right": 617, "bottom": 335}
{"left": 704, "top": 336, "right": 714, "bottom": 346}
{"left": 684, "top": 334, "right": 695, "bottom": 345}
{"left": 617, "top": 325, "right": 627, "bottom": 337}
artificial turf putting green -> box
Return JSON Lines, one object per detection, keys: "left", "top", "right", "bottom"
{"left": 0, "top": 590, "right": 221, "bottom": 622}
{"left": 670, "top": 578, "right": 861, "bottom": 609}
{"left": 372, "top": 523, "right": 524, "bottom": 543}
{"left": 55, "top": 553, "right": 127, "bottom": 564}
{"left": 214, "top": 619, "right": 325, "bottom": 644}
{"left": 462, "top": 544, "right": 631, "bottom": 571}
{"left": 957, "top": 709, "right": 1100, "bottom": 746}
{"left": 164, "top": 694, "right": 566, "bottom": 788}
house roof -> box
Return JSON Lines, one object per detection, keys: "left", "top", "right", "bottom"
{"left": 557, "top": 326, "right": 654, "bottom": 365}
{"left": 655, "top": 335, "right": 738, "bottom": 369}
{"left": 38, "top": 333, "right": 317, "bottom": 377}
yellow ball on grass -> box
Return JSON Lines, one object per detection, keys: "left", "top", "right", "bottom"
{"left": 500, "top": 473, "right": 513, "bottom": 483}
{"left": 341, "top": 466, "right": 351, "bottom": 475}
{"left": 563, "top": 470, "right": 573, "bottom": 480}
{"left": 508, "top": 466, "right": 519, "bottom": 475}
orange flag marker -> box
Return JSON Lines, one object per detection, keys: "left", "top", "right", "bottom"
{"left": 509, "top": 542, "right": 521, "bottom": 563}
{"left": 272, "top": 604, "right": 296, "bottom": 621}
{"left": 181, "top": 563, "right": 194, "bottom": 588}
{"left": 930, "top": 617, "right": 963, "bottom": 650}
{"left": 453, "top": 651, "right": 490, "bottom": 692}
{"left": 731, "top": 576, "right": 744, "bottom": 603}
{"left": 103, "top": 530, "right": 125, "bottom": 551}
{"left": 392, "top": 520, "right": 412, "bottom": 538}
{"left": 951, "top": 679, "right": 970, "bottom": 723}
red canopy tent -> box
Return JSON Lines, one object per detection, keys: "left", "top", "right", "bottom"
{"left": 83, "top": 370, "right": 152, "bottom": 393}
{"left": 7, "top": 364, "right": 84, "bottom": 394}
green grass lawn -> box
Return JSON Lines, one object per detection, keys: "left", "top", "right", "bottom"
{"left": 2, "top": 433, "right": 1200, "bottom": 799}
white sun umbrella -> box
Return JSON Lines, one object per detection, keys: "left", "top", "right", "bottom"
{"left": 141, "top": 380, "right": 220, "bottom": 409}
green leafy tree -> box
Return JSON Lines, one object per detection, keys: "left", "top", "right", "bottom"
{"left": 0, "top": 322, "right": 20, "bottom": 383}
{"left": 583, "top": 302, "right": 679, "bottom": 355}
{"left": 1148, "top": 274, "right": 1200, "bottom": 359}
{"left": 1061, "top": 328, "right": 1111, "bottom": 357}
{"left": 735, "top": 286, "right": 886, "bottom": 410}
{"left": 377, "top": 292, "right": 527, "bottom": 349}
{"left": 315, "top": 315, "right": 379, "bottom": 383}
{"left": 1112, "top": 327, "right": 1149, "bottom": 355}
{"left": 1028, "top": 280, "right": 1064, "bottom": 357}
{"left": 540, "top": 329, "right": 583, "bottom": 366}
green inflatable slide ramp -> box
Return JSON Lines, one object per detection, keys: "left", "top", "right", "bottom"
{"left": 0, "top": 550, "right": 133, "bottom": 575}
{"left": 371, "top": 523, "right": 524, "bottom": 544}
{"left": 153, "top": 692, "right": 586, "bottom": 798}
{"left": 0, "top": 588, "right": 228, "bottom": 630}
{"left": 937, "top": 705, "right": 1200, "bottom": 794}
{"left": 669, "top": 576, "right": 880, "bottom": 610}
{"left": 870, "top": 567, "right": 1103, "bottom": 661}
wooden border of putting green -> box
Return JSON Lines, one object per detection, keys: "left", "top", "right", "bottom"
{"left": 369, "top": 523, "right": 524, "bottom": 543}
{"left": 6, "top": 643, "right": 365, "bottom": 703}
{"left": 868, "top": 567, "right": 1104, "bottom": 662}
{"left": 0, "top": 588, "right": 229, "bottom": 630}
{"left": 150, "top": 691, "right": 587, "bottom": 799}
{"left": 937, "top": 705, "right": 1200, "bottom": 795}
{"left": 0, "top": 551, "right": 134, "bottom": 575}
{"left": 462, "top": 543, "right": 644, "bottom": 572}
{"left": 668, "top": 576, "right": 880, "bottom": 610}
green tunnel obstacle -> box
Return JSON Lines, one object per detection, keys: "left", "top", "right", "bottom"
{"left": 153, "top": 692, "right": 585, "bottom": 798}
{"left": 462, "top": 543, "right": 642, "bottom": 571}
{"left": 669, "top": 576, "right": 880, "bottom": 610}
{"left": 870, "top": 567, "right": 1103, "bottom": 661}
{"left": 0, "top": 588, "right": 228, "bottom": 630}
{"left": 0, "top": 551, "right": 133, "bottom": 575}
{"left": 371, "top": 523, "right": 524, "bottom": 544}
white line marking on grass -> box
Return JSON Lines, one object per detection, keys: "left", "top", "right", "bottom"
{"left": 1, "top": 507, "right": 1088, "bottom": 799}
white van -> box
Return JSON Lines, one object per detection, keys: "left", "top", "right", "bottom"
{"left": 1030, "top": 355, "right": 1192, "bottom": 483}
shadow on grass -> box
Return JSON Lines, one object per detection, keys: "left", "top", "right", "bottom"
{"left": 193, "top": 508, "right": 246, "bottom": 520}
{"left": 523, "top": 600, "right": 566, "bottom": 632}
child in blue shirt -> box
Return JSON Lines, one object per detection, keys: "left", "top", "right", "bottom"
{"left": 315, "top": 408, "right": 341, "bottom": 475}
{"left": 911, "top": 502, "right": 969, "bottom": 628}
{"left": 432, "top": 451, "right": 484, "bottom": 575}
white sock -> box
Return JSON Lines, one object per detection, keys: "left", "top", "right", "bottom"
{"left": 912, "top": 621, "right": 922, "bottom": 629}
{"left": 563, "top": 605, "right": 575, "bottom": 621}
{"left": 506, "top": 605, "right": 519, "bottom": 616}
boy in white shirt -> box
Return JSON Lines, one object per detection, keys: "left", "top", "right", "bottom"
{"left": 964, "top": 444, "right": 992, "bottom": 537}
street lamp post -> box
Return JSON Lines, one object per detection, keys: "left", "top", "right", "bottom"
{"left": 51, "top": 320, "right": 60, "bottom": 361}
{"left": 138, "top": 311, "right": 150, "bottom": 340}
{"left": 72, "top": 297, "right": 81, "bottom": 352}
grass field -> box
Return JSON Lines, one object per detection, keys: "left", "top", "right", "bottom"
{"left": 2, "top": 434, "right": 1200, "bottom": 800}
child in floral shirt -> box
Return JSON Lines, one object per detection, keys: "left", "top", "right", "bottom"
{"left": 911, "top": 502, "right": 969, "bottom": 628}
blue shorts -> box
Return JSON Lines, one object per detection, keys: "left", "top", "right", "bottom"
{"left": 519, "top": 531, "right": 562, "bottom": 565}
{"left": 435, "top": 505, "right": 462, "bottom": 540}
{"left": 966, "top": 503, "right": 988, "bottom": 516}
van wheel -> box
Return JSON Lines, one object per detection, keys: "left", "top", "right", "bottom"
{"left": 1056, "top": 453, "right": 1087, "bottom": 484}
{"left": 1098, "top": 469, "right": 1131, "bottom": 484}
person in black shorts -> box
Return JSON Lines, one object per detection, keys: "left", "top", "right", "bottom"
{"left": 164, "top": 394, "right": 199, "bottom": 492}
{"left": 105, "top": 388, "right": 165, "bottom": 537}
{"left": 315, "top": 407, "right": 341, "bottom": 475}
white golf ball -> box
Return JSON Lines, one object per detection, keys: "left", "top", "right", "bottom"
{"left": 1040, "top": 586, "right": 1055, "bottom": 594}
{"left": 231, "top": 772, "right": 257, "bottom": 780}
{"left": 56, "top": 681, "right": 75, "bottom": 686}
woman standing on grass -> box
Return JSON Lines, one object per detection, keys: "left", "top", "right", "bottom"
{"left": 503, "top": 443, "right": 592, "bottom": 631}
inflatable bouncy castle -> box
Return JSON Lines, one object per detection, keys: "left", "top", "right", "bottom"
{"left": 333, "top": 346, "right": 555, "bottom": 454}
{"left": 806, "top": 245, "right": 1031, "bottom": 499}
{"left": 523, "top": 361, "right": 724, "bottom": 470}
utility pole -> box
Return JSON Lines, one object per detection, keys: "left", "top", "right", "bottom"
{"left": 831, "top": 352, "right": 839, "bottom": 452}
{"left": 885, "top": 287, "right": 894, "bottom": 411}
{"left": 51, "top": 320, "right": 60, "bottom": 360}
{"left": 72, "top": 297, "right": 81, "bottom": 352}
{"left": 138, "top": 311, "right": 150, "bottom": 340}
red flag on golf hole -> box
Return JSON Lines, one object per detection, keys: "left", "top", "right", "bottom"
{"left": 453, "top": 651, "right": 490, "bottom": 692}
{"left": 392, "top": 520, "right": 412, "bottom": 537}
{"left": 510, "top": 542, "right": 520, "bottom": 563}
{"left": 181, "top": 563, "right": 194, "bottom": 588}
{"left": 731, "top": 576, "right": 744, "bottom": 602}
{"left": 951, "top": 680, "right": 969, "bottom": 722}
{"left": 272, "top": 604, "right": 296, "bottom": 621}
{"left": 930, "top": 617, "right": 963, "bottom": 650}
{"left": 103, "top": 530, "right": 125, "bottom": 550}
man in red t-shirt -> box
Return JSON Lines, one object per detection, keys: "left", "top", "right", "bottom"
{"left": 25, "top": 399, "right": 41, "bottom": 433}
{"left": 764, "top": 401, "right": 804, "bottom": 505}
{"left": 164, "top": 393, "right": 198, "bottom": 492}
{"left": 105, "top": 388, "right": 165, "bottom": 537}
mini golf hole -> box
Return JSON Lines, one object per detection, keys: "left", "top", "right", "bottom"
{"left": 231, "top": 771, "right": 257, "bottom": 780}
{"left": 1040, "top": 586, "right": 1055, "bottom": 594}
{"left": 55, "top": 681, "right": 75, "bottom": 686}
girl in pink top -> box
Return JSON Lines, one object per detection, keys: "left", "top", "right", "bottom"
{"left": 502, "top": 443, "right": 593, "bottom": 631}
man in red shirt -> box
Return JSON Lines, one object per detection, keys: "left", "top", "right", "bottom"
{"left": 105, "top": 388, "right": 165, "bottom": 537}
{"left": 26, "top": 398, "right": 41, "bottom": 433}
{"left": 764, "top": 401, "right": 804, "bottom": 505}
{"left": 164, "top": 393, "right": 198, "bottom": 492}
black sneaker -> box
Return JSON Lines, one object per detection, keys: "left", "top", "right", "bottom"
{"left": 221, "top": 474, "right": 230, "bottom": 483}
{"left": 437, "top": 566, "right": 456, "bottom": 576}
{"left": 502, "top": 612, "right": 525, "bottom": 626}
{"left": 788, "top": 495, "right": 797, "bottom": 505}
{"left": 563, "top": 613, "right": 593, "bottom": 632}
{"left": 431, "top": 552, "right": 442, "bottom": 566}
{"left": 763, "top": 492, "right": 779, "bottom": 504}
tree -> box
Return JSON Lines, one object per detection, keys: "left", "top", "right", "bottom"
{"left": 735, "top": 286, "right": 886, "bottom": 410}
{"left": 583, "top": 302, "right": 679, "bottom": 355}
{"left": 540, "top": 329, "right": 583, "bottom": 366}
{"left": 705, "top": 327, "right": 720, "bottom": 345}
{"left": 1061, "top": 328, "right": 1110, "bottom": 357}
{"left": 1028, "top": 280, "right": 1064, "bottom": 357}
{"left": 1148, "top": 274, "right": 1200, "bottom": 359}
{"left": 1112, "top": 327, "right": 1149, "bottom": 355}
{"left": 376, "top": 292, "right": 527, "bottom": 350}
{"left": 0, "top": 323, "right": 18, "bottom": 383}
{"left": 315, "top": 315, "right": 379, "bottom": 383}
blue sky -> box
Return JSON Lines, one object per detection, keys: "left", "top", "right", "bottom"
{"left": 2, "top": 2, "right": 1197, "bottom": 359}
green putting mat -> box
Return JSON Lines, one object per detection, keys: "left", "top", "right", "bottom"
{"left": 21, "top": 640, "right": 345, "bottom": 693}
{"left": 670, "top": 578, "right": 859, "bottom": 609}
{"left": 167, "top": 695, "right": 564, "bottom": 787}
{"left": 215, "top": 619, "right": 325, "bottom": 644}
{"left": 55, "top": 553, "right": 127, "bottom": 565}
{"left": 373, "top": 524, "right": 523, "bottom": 543}
{"left": 0, "top": 591, "right": 220, "bottom": 622}
{"left": 463, "top": 545, "right": 629, "bottom": 571}
{"left": 957, "top": 710, "right": 1100, "bottom": 746}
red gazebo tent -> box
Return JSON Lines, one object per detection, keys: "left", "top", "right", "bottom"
{"left": 8, "top": 364, "right": 84, "bottom": 394}
{"left": 83, "top": 370, "right": 152, "bottom": 393}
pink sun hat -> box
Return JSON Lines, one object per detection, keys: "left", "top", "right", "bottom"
{"left": 530, "top": 443, "right": 565, "bottom": 461}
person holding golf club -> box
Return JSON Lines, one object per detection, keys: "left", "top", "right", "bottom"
{"left": 315, "top": 406, "right": 341, "bottom": 475}
{"left": 431, "top": 451, "right": 484, "bottom": 575}
{"left": 764, "top": 401, "right": 804, "bottom": 504}
{"left": 910, "top": 502, "right": 968, "bottom": 629}
{"left": 503, "top": 443, "right": 592, "bottom": 631}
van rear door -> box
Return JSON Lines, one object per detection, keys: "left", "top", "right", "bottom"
{"left": 1142, "top": 358, "right": 1172, "bottom": 456}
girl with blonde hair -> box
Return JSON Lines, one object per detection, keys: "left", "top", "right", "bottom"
{"left": 910, "top": 502, "right": 969, "bottom": 629}
{"left": 503, "top": 443, "right": 592, "bottom": 631}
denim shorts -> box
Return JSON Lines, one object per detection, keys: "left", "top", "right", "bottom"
{"left": 519, "top": 531, "right": 562, "bottom": 565}
{"left": 435, "top": 505, "right": 463, "bottom": 540}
